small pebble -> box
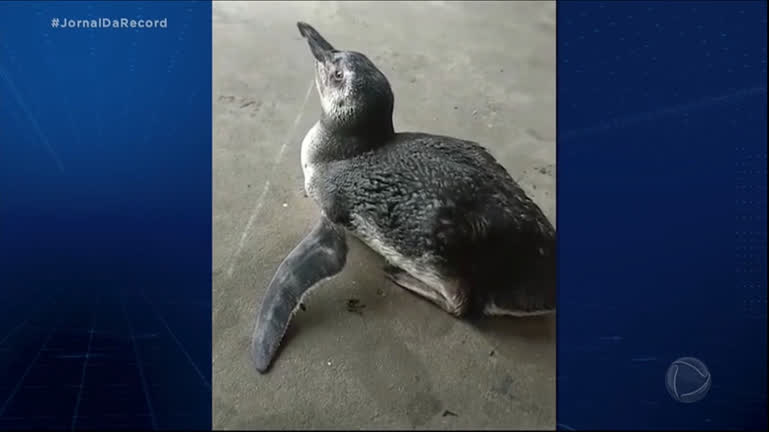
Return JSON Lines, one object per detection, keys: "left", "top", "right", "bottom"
{"left": 282, "top": 203, "right": 288, "bottom": 208}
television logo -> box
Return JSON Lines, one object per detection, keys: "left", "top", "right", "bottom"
{"left": 665, "top": 357, "right": 712, "bottom": 403}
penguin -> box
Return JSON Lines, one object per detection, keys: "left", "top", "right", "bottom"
{"left": 251, "top": 22, "right": 556, "bottom": 374}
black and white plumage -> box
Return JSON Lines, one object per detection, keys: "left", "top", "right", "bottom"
{"left": 251, "top": 22, "right": 555, "bottom": 374}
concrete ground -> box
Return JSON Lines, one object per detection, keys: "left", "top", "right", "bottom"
{"left": 212, "top": 1, "right": 556, "bottom": 430}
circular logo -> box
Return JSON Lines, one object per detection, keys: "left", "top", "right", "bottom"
{"left": 665, "top": 357, "right": 711, "bottom": 403}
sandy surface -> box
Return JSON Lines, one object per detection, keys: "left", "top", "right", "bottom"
{"left": 212, "top": 1, "right": 556, "bottom": 429}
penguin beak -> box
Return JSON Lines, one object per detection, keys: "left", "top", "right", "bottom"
{"left": 297, "top": 22, "right": 335, "bottom": 63}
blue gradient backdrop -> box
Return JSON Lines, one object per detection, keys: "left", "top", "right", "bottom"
{"left": 558, "top": 1, "right": 767, "bottom": 430}
{"left": 0, "top": 1, "right": 211, "bottom": 430}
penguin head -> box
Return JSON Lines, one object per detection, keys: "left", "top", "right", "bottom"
{"left": 297, "top": 22, "right": 394, "bottom": 135}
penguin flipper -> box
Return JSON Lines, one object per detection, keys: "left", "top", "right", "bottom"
{"left": 250, "top": 216, "right": 348, "bottom": 374}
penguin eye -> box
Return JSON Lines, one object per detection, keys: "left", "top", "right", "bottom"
{"left": 332, "top": 70, "right": 344, "bottom": 81}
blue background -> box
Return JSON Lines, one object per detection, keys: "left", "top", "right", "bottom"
{"left": 558, "top": 1, "right": 767, "bottom": 430}
{"left": 0, "top": 1, "right": 212, "bottom": 430}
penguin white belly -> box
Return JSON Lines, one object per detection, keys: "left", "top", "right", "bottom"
{"left": 350, "top": 214, "right": 467, "bottom": 314}
{"left": 482, "top": 303, "right": 554, "bottom": 317}
{"left": 300, "top": 121, "right": 321, "bottom": 195}
{"left": 350, "top": 214, "right": 411, "bottom": 268}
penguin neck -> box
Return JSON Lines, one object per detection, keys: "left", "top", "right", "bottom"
{"left": 315, "top": 112, "right": 394, "bottom": 161}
